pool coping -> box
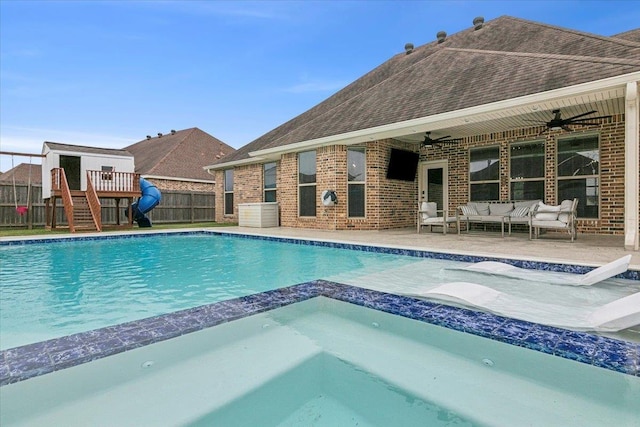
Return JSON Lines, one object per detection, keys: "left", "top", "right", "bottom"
{"left": 1, "top": 279, "right": 638, "bottom": 386}
{"left": 2, "top": 229, "right": 639, "bottom": 280}
{"left": 1, "top": 231, "right": 639, "bottom": 386}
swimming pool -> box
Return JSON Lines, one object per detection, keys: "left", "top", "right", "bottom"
{"left": 2, "top": 231, "right": 638, "bottom": 350}
{"left": 0, "top": 232, "right": 418, "bottom": 349}
{"left": 2, "top": 294, "right": 639, "bottom": 426}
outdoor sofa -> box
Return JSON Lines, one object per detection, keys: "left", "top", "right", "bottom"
{"left": 455, "top": 198, "right": 579, "bottom": 242}
{"left": 456, "top": 200, "right": 541, "bottom": 236}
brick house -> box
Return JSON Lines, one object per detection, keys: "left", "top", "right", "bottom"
{"left": 205, "top": 16, "right": 640, "bottom": 250}
{"left": 125, "top": 127, "right": 235, "bottom": 192}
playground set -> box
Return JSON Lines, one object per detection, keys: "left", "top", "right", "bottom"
{"left": 1, "top": 148, "right": 160, "bottom": 232}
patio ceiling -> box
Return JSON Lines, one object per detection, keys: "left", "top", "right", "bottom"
{"left": 393, "top": 89, "right": 625, "bottom": 144}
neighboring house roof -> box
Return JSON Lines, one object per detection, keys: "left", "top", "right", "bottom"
{"left": 613, "top": 28, "right": 640, "bottom": 43}
{"left": 209, "top": 15, "right": 640, "bottom": 168}
{"left": 43, "top": 142, "right": 133, "bottom": 157}
{"left": 0, "top": 163, "right": 42, "bottom": 185}
{"left": 124, "top": 127, "right": 234, "bottom": 181}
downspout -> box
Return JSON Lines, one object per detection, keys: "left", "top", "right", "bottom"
{"left": 624, "top": 80, "right": 639, "bottom": 251}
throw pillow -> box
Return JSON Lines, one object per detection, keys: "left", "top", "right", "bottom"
{"left": 536, "top": 202, "right": 561, "bottom": 213}
{"left": 510, "top": 206, "right": 529, "bottom": 217}
{"left": 460, "top": 205, "right": 479, "bottom": 216}
{"left": 557, "top": 200, "right": 574, "bottom": 223}
{"left": 421, "top": 202, "right": 428, "bottom": 221}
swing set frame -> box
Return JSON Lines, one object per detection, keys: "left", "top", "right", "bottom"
{"left": 1, "top": 151, "right": 45, "bottom": 229}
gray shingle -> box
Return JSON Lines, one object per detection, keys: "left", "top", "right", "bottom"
{"left": 125, "top": 128, "right": 235, "bottom": 181}
{"left": 214, "top": 15, "right": 640, "bottom": 166}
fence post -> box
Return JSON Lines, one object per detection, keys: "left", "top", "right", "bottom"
{"left": 190, "top": 192, "right": 194, "bottom": 223}
{"left": 27, "top": 182, "right": 33, "bottom": 229}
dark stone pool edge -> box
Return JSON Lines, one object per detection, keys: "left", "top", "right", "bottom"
{"left": 2, "top": 280, "right": 638, "bottom": 386}
{"left": 1, "top": 229, "right": 638, "bottom": 280}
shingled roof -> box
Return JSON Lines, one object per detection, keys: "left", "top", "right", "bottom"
{"left": 124, "top": 127, "right": 235, "bottom": 181}
{"left": 0, "top": 163, "right": 42, "bottom": 185}
{"left": 210, "top": 15, "right": 640, "bottom": 167}
{"left": 613, "top": 28, "right": 640, "bottom": 43}
{"left": 44, "top": 142, "right": 133, "bottom": 157}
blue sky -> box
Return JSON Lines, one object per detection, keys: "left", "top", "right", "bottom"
{"left": 1, "top": 0, "right": 638, "bottom": 171}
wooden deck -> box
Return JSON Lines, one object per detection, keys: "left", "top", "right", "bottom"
{"left": 47, "top": 169, "right": 141, "bottom": 232}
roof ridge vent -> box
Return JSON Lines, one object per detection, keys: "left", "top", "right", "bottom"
{"left": 473, "top": 16, "right": 484, "bottom": 30}
{"left": 404, "top": 43, "right": 414, "bottom": 54}
{"left": 436, "top": 31, "right": 446, "bottom": 43}
{"left": 158, "top": 132, "right": 163, "bottom": 138}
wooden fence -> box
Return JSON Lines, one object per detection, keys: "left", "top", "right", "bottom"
{"left": 0, "top": 183, "right": 216, "bottom": 228}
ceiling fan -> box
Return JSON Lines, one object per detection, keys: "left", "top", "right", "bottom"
{"left": 528, "top": 109, "right": 612, "bottom": 135}
{"left": 421, "top": 132, "right": 462, "bottom": 148}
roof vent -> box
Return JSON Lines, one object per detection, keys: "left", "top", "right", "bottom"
{"left": 473, "top": 16, "right": 484, "bottom": 30}
{"left": 170, "top": 129, "right": 176, "bottom": 134}
{"left": 436, "top": 31, "right": 446, "bottom": 43}
{"left": 146, "top": 135, "right": 152, "bottom": 140}
{"left": 158, "top": 132, "right": 163, "bottom": 138}
{"left": 404, "top": 43, "right": 414, "bottom": 54}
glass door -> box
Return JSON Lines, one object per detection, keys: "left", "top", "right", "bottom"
{"left": 419, "top": 160, "right": 448, "bottom": 212}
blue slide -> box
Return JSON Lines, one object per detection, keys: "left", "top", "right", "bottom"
{"left": 130, "top": 178, "right": 161, "bottom": 227}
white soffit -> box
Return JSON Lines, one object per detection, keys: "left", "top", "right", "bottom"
{"left": 251, "top": 72, "right": 638, "bottom": 156}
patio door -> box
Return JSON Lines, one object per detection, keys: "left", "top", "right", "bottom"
{"left": 419, "top": 160, "right": 448, "bottom": 213}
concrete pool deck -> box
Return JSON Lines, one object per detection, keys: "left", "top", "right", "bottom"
{"left": 219, "top": 226, "right": 640, "bottom": 271}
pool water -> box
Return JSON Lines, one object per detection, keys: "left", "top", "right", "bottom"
{"left": 0, "top": 233, "right": 417, "bottom": 349}
{"left": 2, "top": 232, "right": 639, "bottom": 349}
{"left": 1, "top": 298, "right": 638, "bottom": 426}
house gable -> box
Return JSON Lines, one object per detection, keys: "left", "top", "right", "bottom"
{"left": 125, "top": 128, "right": 235, "bottom": 182}
{"left": 208, "top": 15, "right": 639, "bottom": 167}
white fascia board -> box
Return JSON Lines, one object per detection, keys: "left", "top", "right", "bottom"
{"left": 250, "top": 71, "right": 640, "bottom": 158}
{"left": 203, "top": 156, "right": 267, "bottom": 172}
{"left": 47, "top": 148, "right": 133, "bottom": 160}
{"left": 142, "top": 175, "right": 215, "bottom": 184}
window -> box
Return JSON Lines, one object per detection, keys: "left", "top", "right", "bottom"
{"left": 469, "top": 146, "right": 499, "bottom": 201}
{"left": 298, "top": 151, "right": 316, "bottom": 217}
{"left": 348, "top": 147, "right": 365, "bottom": 217}
{"left": 101, "top": 165, "right": 114, "bottom": 180}
{"left": 264, "top": 162, "right": 276, "bottom": 202}
{"left": 509, "top": 141, "right": 545, "bottom": 200}
{"left": 557, "top": 135, "right": 599, "bottom": 218}
{"left": 224, "top": 169, "right": 234, "bottom": 215}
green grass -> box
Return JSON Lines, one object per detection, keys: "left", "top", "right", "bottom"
{"left": 0, "top": 222, "right": 236, "bottom": 237}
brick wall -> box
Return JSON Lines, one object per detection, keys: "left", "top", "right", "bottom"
{"left": 420, "top": 115, "right": 628, "bottom": 235}
{"left": 146, "top": 178, "right": 215, "bottom": 193}
{"left": 218, "top": 115, "right": 630, "bottom": 235}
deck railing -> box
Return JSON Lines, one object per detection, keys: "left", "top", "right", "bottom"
{"left": 87, "top": 170, "right": 140, "bottom": 193}
{"left": 55, "top": 168, "right": 75, "bottom": 233}
{"left": 85, "top": 172, "right": 102, "bottom": 231}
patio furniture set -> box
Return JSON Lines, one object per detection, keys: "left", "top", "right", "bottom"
{"left": 417, "top": 198, "right": 579, "bottom": 242}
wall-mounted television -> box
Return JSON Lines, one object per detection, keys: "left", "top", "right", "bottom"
{"left": 386, "top": 148, "right": 419, "bottom": 181}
